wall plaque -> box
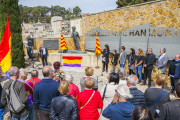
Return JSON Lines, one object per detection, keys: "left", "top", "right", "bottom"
{"left": 43, "top": 40, "right": 59, "bottom": 50}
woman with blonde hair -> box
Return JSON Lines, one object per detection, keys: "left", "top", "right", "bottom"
{"left": 49, "top": 81, "right": 78, "bottom": 120}
{"left": 80, "top": 67, "right": 98, "bottom": 92}
{"left": 135, "top": 49, "right": 145, "bottom": 84}
{"left": 77, "top": 77, "right": 103, "bottom": 120}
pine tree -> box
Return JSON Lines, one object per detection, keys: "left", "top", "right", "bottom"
{"left": 0, "top": 0, "right": 25, "bottom": 68}
{"left": 51, "top": 5, "right": 54, "bottom": 17}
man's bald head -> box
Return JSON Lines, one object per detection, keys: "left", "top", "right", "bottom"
{"left": 8, "top": 66, "right": 19, "bottom": 80}
{"left": 8, "top": 66, "right": 19, "bottom": 77}
{"left": 31, "top": 70, "right": 38, "bottom": 78}
{"left": 127, "top": 74, "right": 138, "bottom": 86}
{"left": 42, "top": 66, "right": 53, "bottom": 78}
{"left": 175, "top": 54, "right": 180, "bottom": 60}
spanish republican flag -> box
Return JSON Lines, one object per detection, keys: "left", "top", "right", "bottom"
{"left": 0, "top": 14, "right": 12, "bottom": 79}
{"left": 63, "top": 56, "right": 81, "bottom": 67}
{"left": 94, "top": 32, "right": 101, "bottom": 55}
{"left": 61, "top": 32, "right": 68, "bottom": 50}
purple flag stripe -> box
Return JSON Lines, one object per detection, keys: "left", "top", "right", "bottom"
{"left": 63, "top": 63, "right": 81, "bottom": 67}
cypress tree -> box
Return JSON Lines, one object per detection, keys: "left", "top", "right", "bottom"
{"left": 0, "top": 0, "right": 25, "bottom": 68}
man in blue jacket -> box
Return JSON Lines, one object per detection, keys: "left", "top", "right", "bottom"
{"left": 102, "top": 84, "right": 135, "bottom": 120}
{"left": 33, "top": 66, "right": 59, "bottom": 120}
{"left": 126, "top": 75, "right": 145, "bottom": 106}
{"left": 169, "top": 54, "right": 180, "bottom": 93}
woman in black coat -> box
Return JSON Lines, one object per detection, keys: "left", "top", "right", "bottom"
{"left": 102, "top": 44, "right": 110, "bottom": 73}
{"left": 49, "top": 81, "right": 78, "bottom": 120}
{"left": 128, "top": 48, "right": 136, "bottom": 75}
{"left": 112, "top": 49, "right": 118, "bottom": 72}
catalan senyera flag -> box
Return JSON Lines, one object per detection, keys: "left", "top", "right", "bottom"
{"left": 0, "top": 14, "right": 12, "bottom": 79}
{"left": 61, "top": 32, "right": 68, "bottom": 50}
{"left": 94, "top": 32, "right": 101, "bottom": 55}
{"left": 63, "top": 56, "right": 81, "bottom": 67}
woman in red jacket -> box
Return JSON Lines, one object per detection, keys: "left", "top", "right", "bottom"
{"left": 77, "top": 77, "right": 103, "bottom": 120}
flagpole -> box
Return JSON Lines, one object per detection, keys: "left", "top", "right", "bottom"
{"left": 95, "top": 32, "right": 101, "bottom": 69}
{"left": 95, "top": 55, "right": 99, "bottom": 69}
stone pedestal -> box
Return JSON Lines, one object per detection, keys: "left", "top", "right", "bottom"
{"left": 47, "top": 52, "right": 102, "bottom": 68}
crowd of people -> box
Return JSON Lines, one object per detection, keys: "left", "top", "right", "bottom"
{"left": 102, "top": 45, "right": 180, "bottom": 91}
{"left": 0, "top": 44, "right": 179, "bottom": 120}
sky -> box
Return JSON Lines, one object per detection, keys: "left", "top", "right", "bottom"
{"left": 18, "top": 0, "right": 118, "bottom": 14}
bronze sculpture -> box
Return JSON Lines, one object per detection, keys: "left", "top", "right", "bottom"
{"left": 71, "top": 26, "right": 81, "bottom": 50}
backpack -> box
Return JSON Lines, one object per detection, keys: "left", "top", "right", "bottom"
{"left": 5, "top": 80, "right": 25, "bottom": 113}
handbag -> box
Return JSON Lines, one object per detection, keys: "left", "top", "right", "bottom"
{"left": 80, "top": 91, "right": 95, "bottom": 110}
{"left": 147, "top": 91, "right": 166, "bottom": 108}
{"left": 102, "top": 84, "right": 107, "bottom": 101}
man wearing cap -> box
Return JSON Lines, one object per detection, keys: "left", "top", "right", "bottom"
{"left": 102, "top": 84, "right": 135, "bottom": 120}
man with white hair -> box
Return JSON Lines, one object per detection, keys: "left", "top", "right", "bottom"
{"left": 126, "top": 75, "right": 145, "bottom": 106}
{"left": 155, "top": 48, "right": 169, "bottom": 74}
{"left": 102, "top": 84, "right": 135, "bottom": 120}
{"left": 39, "top": 43, "right": 48, "bottom": 66}
{"left": 141, "top": 48, "right": 155, "bottom": 88}
{"left": 18, "top": 69, "right": 34, "bottom": 120}
{"left": 64, "top": 74, "right": 79, "bottom": 99}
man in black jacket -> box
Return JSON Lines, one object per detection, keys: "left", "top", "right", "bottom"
{"left": 112, "top": 49, "right": 118, "bottom": 72}
{"left": 127, "top": 75, "right": 146, "bottom": 106}
{"left": 168, "top": 54, "right": 180, "bottom": 93}
{"left": 157, "top": 81, "right": 180, "bottom": 120}
{"left": 39, "top": 43, "right": 48, "bottom": 66}
{"left": 141, "top": 48, "right": 155, "bottom": 88}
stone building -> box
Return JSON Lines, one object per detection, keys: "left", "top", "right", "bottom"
{"left": 70, "top": 18, "right": 82, "bottom": 36}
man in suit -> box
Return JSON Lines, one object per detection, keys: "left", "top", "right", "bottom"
{"left": 155, "top": 48, "right": 169, "bottom": 74}
{"left": 119, "top": 46, "right": 127, "bottom": 69}
{"left": 39, "top": 43, "right": 48, "bottom": 66}
{"left": 141, "top": 48, "right": 155, "bottom": 88}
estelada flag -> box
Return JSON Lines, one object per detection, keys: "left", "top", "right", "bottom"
{"left": 94, "top": 32, "right": 101, "bottom": 55}
{"left": 61, "top": 32, "right": 68, "bottom": 50}
{"left": 0, "top": 14, "right": 12, "bottom": 79}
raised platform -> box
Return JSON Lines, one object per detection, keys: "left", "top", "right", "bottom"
{"left": 47, "top": 52, "right": 102, "bottom": 67}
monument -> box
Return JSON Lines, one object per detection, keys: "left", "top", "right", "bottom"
{"left": 71, "top": 26, "right": 81, "bottom": 51}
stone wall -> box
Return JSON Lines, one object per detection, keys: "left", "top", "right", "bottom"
{"left": 82, "top": 0, "right": 180, "bottom": 35}
{"left": 82, "top": 0, "right": 180, "bottom": 86}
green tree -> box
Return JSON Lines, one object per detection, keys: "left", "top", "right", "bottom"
{"left": 32, "top": 7, "right": 40, "bottom": 23}
{"left": 53, "top": 5, "right": 65, "bottom": 16}
{"left": 73, "top": 6, "right": 82, "bottom": 16}
{"left": 19, "top": 5, "right": 25, "bottom": 23}
{"left": 0, "top": 0, "right": 25, "bottom": 68}
{"left": 51, "top": 5, "right": 54, "bottom": 17}
{"left": 45, "top": 15, "right": 51, "bottom": 23}
{"left": 23, "top": 6, "right": 33, "bottom": 23}
{"left": 64, "top": 8, "right": 72, "bottom": 20}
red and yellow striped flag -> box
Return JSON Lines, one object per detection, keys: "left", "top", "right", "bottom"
{"left": 61, "top": 32, "right": 68, "bottom": 50}
{"left": 94, "top": 32, "right": 101, "bottom": 55}
{"left": 0, "top": 14, "right": 12, "bottom": 79}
